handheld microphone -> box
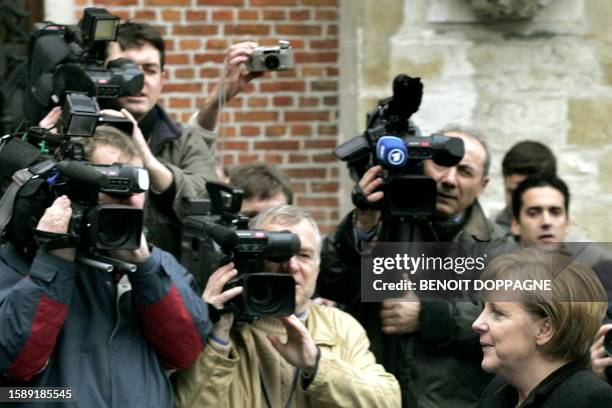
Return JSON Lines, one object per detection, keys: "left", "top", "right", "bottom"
{"left": 376, "top": 136, "right": 407, "bottom": 167}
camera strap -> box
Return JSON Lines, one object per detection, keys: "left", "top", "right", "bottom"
{"left": 259, "top": 367, "right": 300, "bottom": 408}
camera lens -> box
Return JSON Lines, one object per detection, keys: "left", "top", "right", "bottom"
{"left": 264, "top": 55, "right": 280, "bottom": 70}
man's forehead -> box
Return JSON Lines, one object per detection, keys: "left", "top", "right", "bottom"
{"left": 522, "top": 187, "right": 566, "bottom": 208}
{"left": 445, "top": 132, "right": 486, "bottom": 170}
{"left": 260, "top": 218, "right": 316, "bottom": 246}
{"left": 91, "top": 144, "right": 143, "bottom": 168}
{"left": 108, "top": 41, "right": 161, "bottom": 67}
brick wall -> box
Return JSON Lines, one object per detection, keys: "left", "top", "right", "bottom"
{"left": 74, "top": 0, "right": 341, "bottom": 233}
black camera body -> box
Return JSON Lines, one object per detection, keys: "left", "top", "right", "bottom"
{"left": 181, "top": 182, "right": 299, "bottom": 322}
{"left": 24, "top": 8, "right": 143, "bottom": 136}
{"left": 334, "top": 74, "right": 465, "bottom": 218}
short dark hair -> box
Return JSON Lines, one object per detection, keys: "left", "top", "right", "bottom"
{"left": 116, "top": 21, "right": 165, "bottom": 68}
{"left": 512, "top": 174, "right": 570, "bottom": 219}
{"left": 229, "top": 163, "right": 293, "bottom": 204}
{"left": 502, "top": 141, "right": 556, "bottom": 177}
{"left": 436, "top": 124, "right": 491, "bottom": 177}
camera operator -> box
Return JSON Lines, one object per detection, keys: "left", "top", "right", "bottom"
{"left": 174, "top": 205, "right": 401, "bottom": 408}
{"left": 228, "top": 163, "right": 294, "bottom": 218}
{"left": 318, "top": 125, "right": 510, "bottom": 408}
{"left": 0, "top": 126, "right": 212, "bottom": 407}
{"left": 102, "top": 21, "right": 262, "bottom": 257}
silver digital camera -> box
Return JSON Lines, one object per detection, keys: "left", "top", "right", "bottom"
{"left": 246, "top": 40, "right": 294, "bottom": 72}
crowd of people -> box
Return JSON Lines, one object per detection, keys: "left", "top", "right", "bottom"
{"left": 0, "top": 11, "right": 611, "bottom": 408}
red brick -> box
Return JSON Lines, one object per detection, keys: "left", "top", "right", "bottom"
{"left": 175, "top": 68, "right": 195, "bottom": 79}
{"left": 301, "top": 0, "right": 338, "bottom": 5}
{"left": 273, "top": 96, "right": 294, "bottom": 106}
{"left": 275, "top": 25, "right": 321, "bottom": 36}
{"left": 326, "top": 67, "right": 339, "bottom": 77}
{"left": 234, "top": 111, "right": 279, "bottom": 121}
{"left": 219, "top": 141, "right": 249, "bottom": 151}
{"left": 315, "top": 10, "right": 338, "bottom": 20}
{"left": 311, "top": 182, "right": 339, "bottom": 192}
{"left": 248, "top": 97, "right": 269, "bottom": 107}
{"left": 285, "top": 168, "right": 326, "bottom": 178}
{"left": 164, "top": 83, "right": 202, "bottom": 93}
{"left": 285, "top": 111, "right": 329, "bottom": 121}
{"left": 254, "top": 141, "right": 299, "bottom": 150}
{"left": 288, "top": 154, "right": 308, "bottom": 163}
{"left": 199, "top": 67, "right": 221, "bottom": 77}
{"left": 206, "top": 39, "right": 229, "bottom": 50}
{"left": 263, "top": 154, "right": 284, "bottom": 164}
{"left": 239, "top": 10, "right": 260, "bottom": 20}
{"left": 224, "top": 24, "right": 270, "bottom": 35}
{"left": 276, "top": 70, "right": 297, "bottom": 79}
{"left": 312, "top": 153, "right": 336, "bottom": 162}
{"left": 295, "top": 52, "right": 338, "bottom": 63}
{"left": 146, "top": 0, "right": 190, "bottom": 5}
{"left": 311, "top": 39, "right": 338, "bottom": 49}
{"left": 194, "top": 53, "right": 225, "bottom": 64}
{"left": 291, "top": 125, "right": 312, "bottom": 136}
{"left": 226, "top": 98, "right": 243, "bottom": 108}
{"left": 299, "top": 97, "right": 318, "bottom": 107}
{"left": 165, "top": 54, "right": 190, "bottom": 64}
{"left": 327, "top": 25, "right": 338, "bottom": 36}
{"left": 105, "top": 0, "right": 138, "bottom": 5}
{"left": 173, "top": 25, "right": 218, "bottom": 36}
{"left": 319, "top": 224, "right": 334, "bottom": 235}
{"left": 198, "top": 0, "right": 244, "bottom": 5}
{"left": 297, "top": 197, "right": 338, "bottom": 207}
{"left": 186, "top": 10, "right": 207, "bottom": 20}
{"left": 161, "top": 10, "right": 181, "bottom": 21}
{"left": 168, "top": 98, "right": 191, "bottom": 108}
{"left": 212, "top": 10, "right": 234, "bottom": 20}
{"left": 219, "top": 127, "right": 237, "bottom": 137}
{"left": 134, "top": 10, "right": 156, "bottom": 20}
{"left": 222, "top": 155, "right": 235, "bottom": 165}
{"left": 241, "top": 126, "right": 261, "bottom": 136}
{"left": 265, "top": 125, "right": 287, "bottom": 136}
{"left": 304, "top": 139, "right": 336, "bottom": 149}
{"left": 331, "top": 168, "right": 339, "bottom": 177}
{"left": 252, "top": 0, "right": 296, "bottom": 5}
{"left": 238, "top": 154, "right": 260, "bottom": 163}
{"left": 291, "top": 183, "right": 306, "bottom": 193}
{"left": 260, "top": 81, "right": 306, "bottom": 92}
{"left": 318, "top": 125, "right": 338, "bottom": 135}
{"left": 323, "top": 96, "right": 338, "bottom": 105}
{"left": 263, "top": 10, "right": 286, "bottom": 20}
{"left": 290, "top": 10, "right": 311, "bottom": 20}
{"left": 311, "top": 81, "right": 337, "bottom": 91}
{"left": 164, "top": 39, "right": 175, "bottom": 51}
{"left": 180, "top": 39, "right": 202, "bottom": 50}
{"left": 301, "top": 67, "right": 324, "bottom": 77}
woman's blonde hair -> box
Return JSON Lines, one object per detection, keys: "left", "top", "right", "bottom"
{"left": 482, "top": 247, "right": 607, "bottom": 361}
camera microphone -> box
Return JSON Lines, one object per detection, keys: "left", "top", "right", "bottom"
{"left": 56, "top": 160, "right": 109, "bottom": 188}
{"left": 202, "top": 222, "right": 239, "bottom": 248}
{"left": 376, "top": 136, "right": 407, "bottom": 167}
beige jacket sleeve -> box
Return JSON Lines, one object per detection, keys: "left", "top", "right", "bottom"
{"left": 305, "top": 311, "right": 401, "bottom": 408}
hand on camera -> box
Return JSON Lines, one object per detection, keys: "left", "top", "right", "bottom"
{"left": 268, "top": 315, "right": 320, "bottom": 375}
{"left": 36, "top": 195, "right": 75, "bottom": 261}
{"left": 108, "top": 232, "right": 151, "bottom": 265}
{"left": 355, "top": 165, "right": 384, "bottom": 232}
{"left": 38, "top": 106, "right": 62, "bottom": 133}
{"left": 202, "top": 262, "right": 243, "bottom": 343}
{"left": 218, "top": 41, "right": 263, "bottom": 102}
{"left": 380, "top": 292, "right": 421, "bottom": 334}
{"left": 590, "top": 323, "right": 612, "bottom": 381}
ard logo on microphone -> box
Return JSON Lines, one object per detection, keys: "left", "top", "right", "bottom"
{"left": 389, "top": 149, "right": 405, "bottom": 165}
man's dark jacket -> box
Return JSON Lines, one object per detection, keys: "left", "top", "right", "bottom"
{"left": 318, "top": 201, "right": 510, "bottom": 408}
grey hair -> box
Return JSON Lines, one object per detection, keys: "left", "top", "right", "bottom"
{"left": 435, "top": 123, "right": 491, "bottom": 178}
{"left": 250, "top": 205, "right": 321, "bottom": 261}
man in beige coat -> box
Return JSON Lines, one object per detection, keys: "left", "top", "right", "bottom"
{"left": 174, "top": 205, "right": 401, "bottom": 408}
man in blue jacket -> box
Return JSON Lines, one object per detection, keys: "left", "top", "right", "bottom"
{"left": 0, "top": 125, "right": 211, "bottom": 407}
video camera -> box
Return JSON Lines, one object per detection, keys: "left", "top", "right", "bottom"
{"left": 334, "top": 74, "right": 465, "bottom": 218}
{"left": 0, "top": 133, "right": 147, "bottom": 256}
{"left": 181, "top": 182, "right": 300, "bottom": 322}
{"left": 23, "top": 7, "right": 143, "bottom": 136}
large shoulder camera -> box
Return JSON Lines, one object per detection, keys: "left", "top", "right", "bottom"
{"left": 24, "top": 8, "right": 143, "bottom": 136}
{"left": 181, "top": 182, "right": 299, "bottom": 322}
{"left": 246, "top": 40, "right": 294, "bottom": 72}
{"left": 334, "top": 74, "right": 464, "bottom": 219}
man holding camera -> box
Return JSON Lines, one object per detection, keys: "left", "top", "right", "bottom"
{"left": 103, "top": 21, "right": 262, "bottom": 257}
{"left": 0, "top": 126, "right": 211, "bottom": 407}
{"left": 174, "top": 205, "right": 401, "bottom": 408}
{"left": 318, "top": 125, "right": 508, "bottom": 408}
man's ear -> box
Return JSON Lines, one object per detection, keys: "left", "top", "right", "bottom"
{"left": 535, "top": 317, "right": 554, "bottom": 347}
{"left": 161, "top": 69, "right": 168, "bottom": 87}
{"left": 511, "top": 217, "right": 521, "bottom": 237}
{"left": 479, "top": 175, "right": 490, "bottom": 195}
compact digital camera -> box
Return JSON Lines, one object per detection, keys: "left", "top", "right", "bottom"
{"left": 246, "top": 40, "right": 294, "bottom": 72}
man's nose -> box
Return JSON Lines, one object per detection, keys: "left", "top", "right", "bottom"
{"left": 440, "top": 167, "right": 458, "bottom": 189}
{"left": 279, "top": 256, "right": 298, "bottom": 274}
{"left": 541, "top": 211, "right": 553, "bottom": 227}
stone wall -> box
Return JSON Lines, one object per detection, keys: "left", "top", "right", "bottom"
{"left": 342, "top": 0, "right": 612, "bottom": 241}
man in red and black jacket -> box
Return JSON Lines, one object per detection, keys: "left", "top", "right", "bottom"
{"left": 0, "top": 127, "right": 212, "bottom": 407}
